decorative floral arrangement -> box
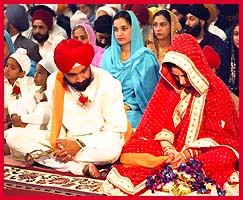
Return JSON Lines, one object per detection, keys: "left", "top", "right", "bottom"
{"left": 11, "top": 85, "right": 21, "bottom": 99}
{"left": 78, "top": 93, "right": 91, "bottom": 106}
{"left": 146, "top": 159, "right": 226, "bottom": 196}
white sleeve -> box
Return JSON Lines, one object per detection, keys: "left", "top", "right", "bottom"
{"left": 45, "top": 71, "right": 57, "bottom": 106}
{"left": 21, "top": 102, "right": 51, "bottom": 125}
{"left": 8, "top": 94, "right": 36, "bottom": 117}
{"left": 102, "top": 79, "right": 127, "bottom": 133}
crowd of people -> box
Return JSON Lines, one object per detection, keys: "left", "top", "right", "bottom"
{"left": 4, "top": 4, "right": 239, "bottom": 196}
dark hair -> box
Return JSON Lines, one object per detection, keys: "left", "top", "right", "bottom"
{"left": 226, "top": 17, "right": 239, "bottom": 51}
{"left": 153, "top": 10, "right": 171, "bottom": 25}
{"left": 225, "top": 17, "right": 239, "bottom": 95}
{"left": 113, "top": 10, "right": 132, "bottom": 26}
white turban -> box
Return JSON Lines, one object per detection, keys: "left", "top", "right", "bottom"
{"left": 70, "top": 10, "right": 89, "bottom": 30}
{"left": 105, "top": 4, "right": 121, "bottom": 11}
{"left": 38, "top": 56, "right": 58, "bottom": 74}
{"left": 10, "top": 48, "right": 31, "bottom": 74}
{"left": 96, "top": 6, "right": 116, "bottom": 18}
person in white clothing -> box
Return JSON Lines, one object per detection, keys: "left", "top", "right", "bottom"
{"left": 6, "top": 39, "right": 127, "bottom": 178}
{"left": 23, "top": 5, "right": 66, "bottom": 58}
{"left": 7, "top": 56, "right": 57, "bottom": 131}
{"left": 4, "top": 48, "right": 36, "bottom": 130}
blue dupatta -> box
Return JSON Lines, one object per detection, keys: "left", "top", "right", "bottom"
{"left": 4, "top": 30, "right": 36, "bottom": 77}
{"left": 101, "top": 11, "right": 160, "bottom": 128}
{"left": 4, "top": 30, "right": 15, "bottom": 66}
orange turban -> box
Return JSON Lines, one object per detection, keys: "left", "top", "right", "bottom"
{"left": 54, "top": 39, "right": 95, "bottom": 74}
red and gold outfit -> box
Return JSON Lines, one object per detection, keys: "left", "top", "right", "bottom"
{"left": 101, "top": 34, "right": 239, "bottom": 195}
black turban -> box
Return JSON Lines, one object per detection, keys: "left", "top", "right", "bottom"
{"left": 94, "top": 15, "right": 113, "bottom": 35}
{"left": 185, "top": 4, "right": 210, "bottom": 21}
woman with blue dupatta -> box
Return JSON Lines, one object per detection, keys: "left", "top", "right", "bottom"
{"left": 4, "top": 30, "right": 37, "bottom": 77}
{"left": 101, "top": 10, "right": 160, "bottom": 128}
{"left": 4, "top": 30, "right": 15, "bottom": 66}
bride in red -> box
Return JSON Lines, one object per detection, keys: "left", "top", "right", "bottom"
{"left": 101, "top": 34, "right": 239, "bottom": 195}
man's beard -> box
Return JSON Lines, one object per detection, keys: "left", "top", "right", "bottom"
{"left": 183, "top": 22, "right": 201, "bottom": 37}
{"left": 96, "top": 40, "right": 109, "bottom": 48}
{"left": 64, "top": 72, "right": 94, "bottom": 92}
{"left": 33, "top": 33, "right": 49, "bottom": 44}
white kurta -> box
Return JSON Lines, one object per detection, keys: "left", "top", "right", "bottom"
{"left": 4, "top": 76, "right": 36, "bottom": 109}
{"left": 7, "top": 88, "right": 51, "bottom": 130}
{"left": 6, "top": 66, "right": 128, "bottom": 175}
{"left": 22, "top": 24, "right": 67, "bottom": 59}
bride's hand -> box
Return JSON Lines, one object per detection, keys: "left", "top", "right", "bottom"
{"left": 166, "top": 151, "right": 187, "bottom": 169}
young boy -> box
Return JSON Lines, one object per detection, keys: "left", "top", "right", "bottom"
{"left": 4, "top": 48, "right": 36, "bottom": 130}
{"left": 7, "top": 57, "right": 57, "bottom": 130}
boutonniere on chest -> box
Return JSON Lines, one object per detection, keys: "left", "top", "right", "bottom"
{"left": 11, "top": 85, "right": 21, "bottom": 99}
{"left": 78, "top": 93, "right": 91, "bottom": 106}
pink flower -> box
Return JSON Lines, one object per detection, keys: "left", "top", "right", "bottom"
{"left": 11, "top": 85, "right": 21, "bottom": 99}
{"left": 78, "top": 94, "right": 90, "bottom": 106}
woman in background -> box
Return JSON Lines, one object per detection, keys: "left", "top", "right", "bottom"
{"left": 146, "top": 9, "right": 182, "bottom": 64}
{"left": 101, "top": 10, "right": 160, "bottom": 128}
{"left": 226, "top": 17, "right": 239, "bottom": 97}
{"left": 72, "top": 23, "right": 105, "bottom": 67}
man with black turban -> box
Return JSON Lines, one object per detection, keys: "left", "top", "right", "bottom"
{"left": 184, "top": 4, "right": 230, "bottom": 85}
{"left": 94, "top": 14, "right": 112, "bottom": 48}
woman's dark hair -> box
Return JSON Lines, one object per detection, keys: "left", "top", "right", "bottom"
{"left": 153, "top": 9, "right": 171, "bottom": 25}
{"left": 113, "top": 10, "right": 132, "bottom": 26}
{"left": 225, "top": 17, "right": 239, "bottom": 95}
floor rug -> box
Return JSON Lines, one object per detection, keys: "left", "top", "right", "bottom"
{"left": 4, "top": 165, "right": 105, "bottom": 196}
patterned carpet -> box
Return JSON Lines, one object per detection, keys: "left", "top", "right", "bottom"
{"left": 4, "top": 165, "right": 104, "bottom": 196}
{"left": 4, "top": 155, "right": 105, "bottom": 196}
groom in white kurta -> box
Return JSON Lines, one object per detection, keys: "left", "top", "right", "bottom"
{"left": 6, "top": 39, "right": 127, "bottom": 176}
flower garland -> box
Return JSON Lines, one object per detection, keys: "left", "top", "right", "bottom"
{"left": 145, "top": 159, "right": 226, "bottom": 196}
{"left": 11, "top": 85, "right": 21, "bottom": 99}
{"left": 78, "top": 93, "right": 91, "bottom": 106}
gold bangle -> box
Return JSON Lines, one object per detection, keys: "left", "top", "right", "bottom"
{"left": 181, "top": 152, "right": 187, "bottom": 161}
{"left": 188, "top": 149, "right": 193, "bottom": 157}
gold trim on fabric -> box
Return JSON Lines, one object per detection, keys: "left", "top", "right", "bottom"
{"left": 106, "top": 168, "right": 146, "bottom": 195}
{"left": 173, "top": 92, "right": 191, "bottom": 127}
{"left": 162, "top": 51, "right": 209, "bottom": 95}
{"left": 182, "top": 138, "right": 239, "bottom": 159}
{"left": 101, "top": 179, "right": 127, "bottom": 196}
{"left": 185, "top": 92, "right": 207, "bottom": 145}
{"left": 155, "top": 128, "right": 174, "bottom": 143}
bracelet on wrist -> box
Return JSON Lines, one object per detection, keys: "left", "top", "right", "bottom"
{"left": 188, "top": 149, "right": 193, "bottom": 157}
{"left": 76, "top": 139, "right": 86, "bottom": 149}
{"left": 186, "top": 148, "right": 201, "bottom": 159}
{"left": 181, "top": 152, "right": 187, "bottom": 161}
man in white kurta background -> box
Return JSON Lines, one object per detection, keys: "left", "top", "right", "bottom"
{"left": 6, "top": 39, "right": 127, "bottom": 178}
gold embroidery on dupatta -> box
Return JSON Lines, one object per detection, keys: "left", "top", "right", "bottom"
{"left": 185, "top": 92, "right": 207, "bottom": 145}
{"left": 105, "top": 168, "right": 146, "bottom": 195}
{"left": 173, "top": 91, "right": 191, "bottom": 127}
{"left": 155, "top": 128, "right": 174, "bottom": 143}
